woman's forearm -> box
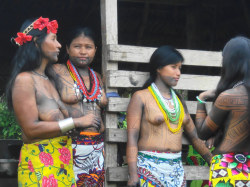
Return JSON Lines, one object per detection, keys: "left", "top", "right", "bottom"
{"left": 127, "top": 145, "right": 138, "bottom": 179}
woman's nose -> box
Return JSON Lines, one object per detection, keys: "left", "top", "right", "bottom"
{"left": 80, "top": 47, "right": 87, "bottom": 54}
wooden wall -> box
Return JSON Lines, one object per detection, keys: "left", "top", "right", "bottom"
{"left": 101, "top": 1, "right": 222, "bottom": 186}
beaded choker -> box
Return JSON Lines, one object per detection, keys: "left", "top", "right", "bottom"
{"left": 148, "top": 83, "right": 184, "bottom": 134}
{"left": 233, "top": 81, "right": 244, "bottom": 88}
{"left": 67, "top": 60, "right": 102, "bottom": 102}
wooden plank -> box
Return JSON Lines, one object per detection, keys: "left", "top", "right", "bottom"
{"left": 106, "top": 128, "right": 192, "bottom": 144}
{"left": 107, "top": 70, "right": 220, "bottom": 90}
{"left": 106, "top": 128, "right": 127, "bottom": 143}
{"left": 107, "top": 166, "right": 210, "bottom": 181}
{"left": 108, "top": 44, "right": 222, "bottom": 67}
{"left": 101, "top": 0, "right": 118, "bottom": 72}
{"left": 101, "top": 0, "right": 118, "bottom": 45}
{"left": 100, "top": 0, "right": 119, "bottom": 186}
{"left": 108, "top": 98, "right": 212, "bottom": 114}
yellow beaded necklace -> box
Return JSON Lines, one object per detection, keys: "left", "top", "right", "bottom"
{"left": 148, "top": 86, "right": 184, "bottom": 134}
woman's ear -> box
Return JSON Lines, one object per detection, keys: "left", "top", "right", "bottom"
{"left": 33, "top": 37, "right": 39, "bottom": 48}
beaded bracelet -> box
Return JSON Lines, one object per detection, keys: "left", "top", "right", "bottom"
{"left": 196, "top": 96, "right": 207, "bottom": 104}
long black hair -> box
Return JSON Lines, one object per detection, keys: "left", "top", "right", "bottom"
{"left": 214, "top": 36, "right": 250, "bottom": 121}
{"left": 143, "top": 45, "right": 184, "bottom": 89}
{"left": 6, "top": 18, "right": 48, "bottom": 109}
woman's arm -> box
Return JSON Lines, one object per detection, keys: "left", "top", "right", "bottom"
{"left": 96, "top": 72, "right": 108, "bottom": 108}
{"left": 184, "top": 112, "right": 213, "bottom": 164}
{"left": 195, "top": 91, "right": 229, "bottom": 140}
{"left": 12, "top": 73, "right": 99, "bottom": 142}
{"left": 126, "top": 92, "right": 143, "bottom": 187}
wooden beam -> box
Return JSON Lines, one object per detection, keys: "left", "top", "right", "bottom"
{"left": 101, "top": 0, "right": 118, "bottom": 45}
{"left": 108, "top": 98, "right": 212, "bottom": 114}
{"left": 108, "top": 44, "right": 222, "bottom": 66}
{"left": 106, "top": 128, "right": 192, "bottom": 144}
{"left": 101, "top": 1, "right": 119, "bottom": 186}
{"left": 107, "top": 70, "right": 220, "bottom": 90}
{"left": 107, "top": 166, "right": 210, "bottom": 181}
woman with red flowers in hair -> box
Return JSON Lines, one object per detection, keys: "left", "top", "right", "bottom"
{"left": 6, "top": 17, "right": 98, "bottom": 187}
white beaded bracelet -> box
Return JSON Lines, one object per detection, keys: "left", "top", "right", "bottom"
{"left": 58, "top": 117, "right": 75, "bottom": 134}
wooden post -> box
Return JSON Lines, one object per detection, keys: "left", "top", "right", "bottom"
{"left": 101, "top": 0, "right": 118, "bottom": 186}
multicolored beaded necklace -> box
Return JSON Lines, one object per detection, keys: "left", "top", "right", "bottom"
{"left": 151, "top": 83, "right": 180, "bottom": 122}
{"left": 148, "top": 83, "right": 184, "bottom": 134}
{"left": 67, "top": 60, "right": 102, "bottom": 102}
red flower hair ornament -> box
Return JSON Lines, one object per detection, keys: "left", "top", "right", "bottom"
{"left": 14, "top": 17, "right": 58, "bottom": 46}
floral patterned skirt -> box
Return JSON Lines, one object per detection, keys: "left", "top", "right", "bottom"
{"left": 209, "top": 152, "right": 250, "bottom": 187}
{"left": 18, "top": 136, "right": 76, "bottom": 187}
{"left": 137, "top": 151, "right": 186, "bottom": 187}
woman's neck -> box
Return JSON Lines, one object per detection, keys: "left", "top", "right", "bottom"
{"left": 77, "top": 67, "right": 89, "bottom": 77}
{"left": 35, "top": 58, "right": 48, "bottom": 75}
{"left": 154, "top": 78, "right": 171, "bottom": 96}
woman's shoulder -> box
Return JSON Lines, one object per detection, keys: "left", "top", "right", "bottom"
{"left": 15, "top": 72, "right": 33, "bottom": 83}
{"left": 92, "top": 70, "right": 102, "bottom": 79}
{"left": 218, "top": 86, "right": 246, "bottom": 98}
{"left": 14, "top": 72, "right": 35, "bottom": 89}
{"left": 215, "top": 87, "right": 247, "bottom": 108}
{"left": 52, "top": 63, "right": 67, "bottom": 73}
{"left": 131, "top": 89, "right": 150, "bottom": 100}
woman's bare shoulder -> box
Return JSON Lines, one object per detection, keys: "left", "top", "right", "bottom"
{"left": 131, "top": 89, "right": 150, "bottom": 102}
{"left": 15, "top": 72, "right": 34, "bottom": 85}
{"left": 52, "top": 63, "right": 67, "bottom": 73}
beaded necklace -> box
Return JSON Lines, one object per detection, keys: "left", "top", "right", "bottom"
{"left": 233, "top": 81, "right": 244, "bottom": 88}
{"left": 67, "top": 60, "right": 102, "bottom": 102}
{"left": 151, "top": 83, "right": 180, "bottom": 122}
{"left": 148, "top": 83, "right": 184, "bottom": 134}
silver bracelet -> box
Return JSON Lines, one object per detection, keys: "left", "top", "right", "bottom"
{"left": 58, "top": 117, "right": 75, "bottom": 134}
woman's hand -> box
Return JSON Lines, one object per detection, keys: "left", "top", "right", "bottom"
{"left": 199, "top": 89, "right": 216, "bottom": 101}
{"left": 75, "top": 113, "right": 101, "bottom": 130}
{"left": 127, "top": 175, "right": 140, "bottom": 187}
{"left": 206, "top": 136, "right": 215, "bottom": 149}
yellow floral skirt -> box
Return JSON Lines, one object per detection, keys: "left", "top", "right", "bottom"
{"left": 18, "top": 136, "right": 76, "bottom": 187}
{"left": 209, "top": 152, "right": 250, "bottom": 187}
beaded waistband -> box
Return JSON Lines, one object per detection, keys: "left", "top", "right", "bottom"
{"left": 72, "top": 132, "right": 104, "bottom": 145}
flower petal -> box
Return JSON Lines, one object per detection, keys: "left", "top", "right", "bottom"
{"left": 231, "top": 168, "right": 240, "bottom": 175}
{"left": 243, "top": 164, "right": 250, "bottom": 173}
{"left": 224, "top": 156, "right": 234, "bottom": 163}
{"left": 220, "top": 161, "right": 228, "bottom": 167}
{"left": 242, "top": 170, "right": 249, "bottom": 178}
{"left": 236, "top": 163, "right": 243, "bottom": 171}
{"left": 246, "top": 159, "right": 250, "bottom": 167}
{"left": 228, "top": 162, "right": 238, "bottom": 169}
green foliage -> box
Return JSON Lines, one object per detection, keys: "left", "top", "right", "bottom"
{"left": 0, "top": 96, "right": 21, "bottom": 139}
{"left": 118, "top": 112, "right": 127, "bottom": 129}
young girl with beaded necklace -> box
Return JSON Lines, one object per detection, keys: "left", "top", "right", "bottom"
{"left": 48, "top": 27, "right": 108, "bottom": 186}
{"left": 6, "top": 17, "right": 96, "bottom": 187}
{"left": 195, "top": 36, "right": 250, "bottom": 186}
{"left": 126, "top": 45, "right": 212, "bottom": 187}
